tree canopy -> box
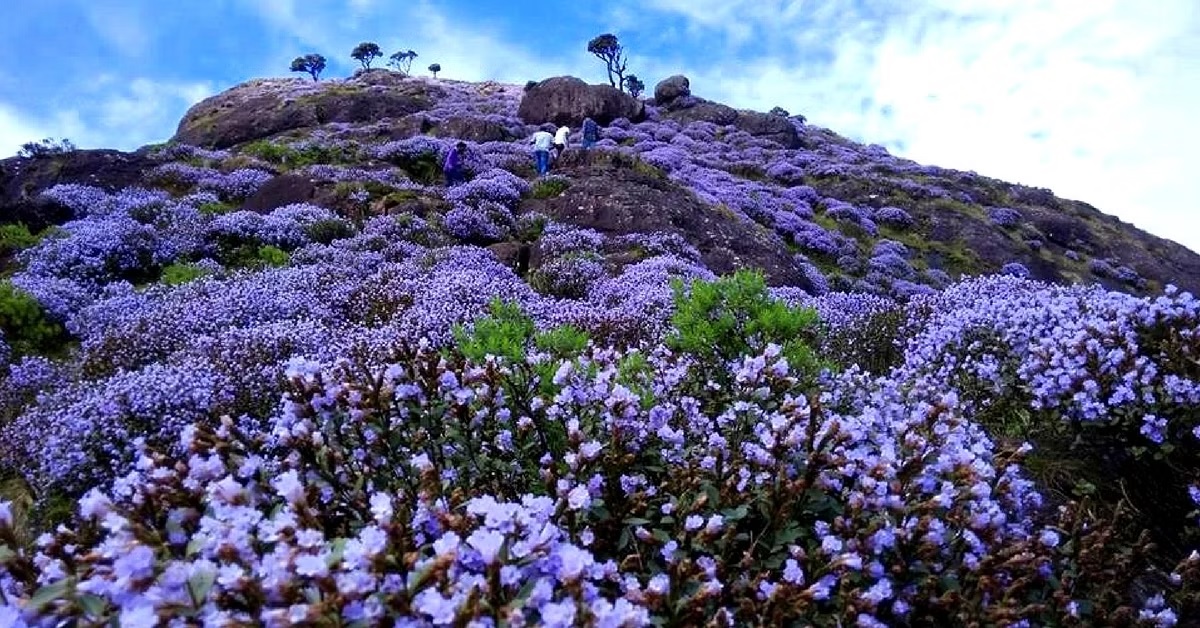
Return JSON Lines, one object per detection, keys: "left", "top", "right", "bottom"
{"left": 587, "top": 33, "right": 628, "bottom": 90}
{"left": 351, "top": 42, "right": 382, "bottom": 69}
{"left": 289, "top": 54, "right": 327, "bottom": 81}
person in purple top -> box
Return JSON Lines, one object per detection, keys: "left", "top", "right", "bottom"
{"left": 443, "top": 141, "right": 468, "bottom": 186}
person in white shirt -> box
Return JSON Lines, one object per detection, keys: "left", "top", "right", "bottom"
{"left": 552, "top": 125, "right": 570, "bottom": 161}
{"left": 530, "top": 129, "right": 554, "bottom": 175}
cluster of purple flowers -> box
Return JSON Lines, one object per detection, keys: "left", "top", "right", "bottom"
{"left": 987, "top": 206, "right": 1023, "bottom": 228}
{"left": 0, "top": 78, "right": 1195, "bottom": 625}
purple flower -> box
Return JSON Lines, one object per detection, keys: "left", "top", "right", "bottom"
{"left": 467, "top": 528, "right": 506, "bottom": 564}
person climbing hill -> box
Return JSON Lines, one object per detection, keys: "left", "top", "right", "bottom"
{"left": 530, "top": 129, "right": 554, "bottom": 176}
{"left": 581, "top": 117, "right": 599, "bottom": 150}
{"left": 553, "top": 125, "right": 569, "bottom": 161}
{"left": 443, "top": 141, "right": 467, "bottom": 186}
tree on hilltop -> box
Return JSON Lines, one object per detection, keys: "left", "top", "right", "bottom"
{"left": 428, "top": 63, "right": 441, "bottom": 78}
{"left": 290, "top": 53, "right": 327, "bottom": 81}
{"left": 388, "top": 49, "right": 419, "bottom": 74}
{"left": 587, "top": 33, "right": 628, "bottom": 90}
{"left": 351, "top": 42, "right": 382, "bottom": 69}
{"left": 623, "top": 74, "right": 645, "bottom": 98}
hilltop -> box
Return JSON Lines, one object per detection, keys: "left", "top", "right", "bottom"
{"left": 3, "top": 69, "right": 1198, "bottom": 296}
{"left": 0, "top": 70, "right": 1197, "bottom": 625}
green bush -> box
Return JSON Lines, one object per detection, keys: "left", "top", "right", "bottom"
{"left": 395, "top": 154, "right": 443, "bottom": 185}
{"left": 668, "top": 269, "right": 824, "bottom": 382}
{"left": 453, "top": 299, "right": 534, "bottom": 364}
{"left": 197, "top": 201, "right": 237, "bottom": 215}
{"left": 0, "top": 224, "right": 41, "bottom": 257}
{"left": 303, "top": 218, "right": 355, "bottom": 245}
{"left": 241, "top": 140, "right": 357, "bottom": 169}
{"left": 160, "top": 262, "right": 213, "bottom": 286}
{"left": 255, "top": 245, "right": 290, "bottom": 268}
{"left": 0, "top": 281, "right": 66, "bottom": 358}
{"left": 219, "top": 244, "right": 290, "bottom": 270}
{"left": 530, "top": 176, "right": 570, "bottom": 199}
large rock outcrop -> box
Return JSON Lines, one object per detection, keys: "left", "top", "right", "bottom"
{"left": 522, "top": 151, "right": 816, "bottom": 290}
{"left": 174, "top": 72, "right": 440, "bottom": 149}
{"left": 654, "top": 75, "right": 691, "bottom": 105}
{"left": 653, "top": 75, "right": 800, "bottom": 148}
{"left": 517, "top": 77, "right": 646, "bottom": 127}
{"left": 0, "top": 149, "right": 160, "bottom": 231}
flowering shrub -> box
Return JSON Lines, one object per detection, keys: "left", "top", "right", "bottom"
{"left": 0, "top": 78, "right": 1197, "bottom": 625}
{"left": 530, "top": 253, "right": 607, "bottom": 300}
{"left": 444, "top": 168, "right": 530, "bottom": 209}
{"left": 1000, "top": 262, "right": 1031, "bottom": 278}
{"left": 443, "top": 201, "right": 514, "bottom": 245}
{"left": 987, "top": 207, "right": 1022, "bottom": 228}
{"left": 872, "top": 206, "right": 914, "bottom": 230}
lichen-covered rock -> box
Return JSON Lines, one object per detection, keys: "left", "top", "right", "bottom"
{"left": 173, "top": 75, "right": 440, "bottom": 148}
{"left": 517, "top": 76, "right": 646, "bottom": 127}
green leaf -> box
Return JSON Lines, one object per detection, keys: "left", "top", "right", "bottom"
{"left": 721, "top": 504, "right": 749, "bottom": 522}
{"left": 27, "top": 578, "right": 72, "bottom": 612}
{"left": 186, "top": 536, "right": 204, "bottom": 558}
{"left": 188, "top": 569, "right": 217, "bottom": 604}
{"left": 77, "top": 593, "right": 108, "bottom": 618}
{"left": 0, "top": 546, "right": 15, "bottom": 563}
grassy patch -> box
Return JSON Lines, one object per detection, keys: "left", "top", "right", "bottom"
{"left": 530, "top": 177, "right": 571, "bottom": 199}
{"left": 198, "top": 201, "right": 238, "bottom": 215}
{"left": 241, "top": 139, "right": 358, "bottom": 169}
{"left": 0, "top": 224, "right": 43, "bottom": 257}
{"left": 160, "top": 262, "right": 213, "bottom": 286}
{"left": 0, "top": 280, "right": 68, "bottom": 359}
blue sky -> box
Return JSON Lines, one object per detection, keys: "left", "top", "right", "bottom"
{"left": 2, "top": 0, "right": 1199, "bottom": 253}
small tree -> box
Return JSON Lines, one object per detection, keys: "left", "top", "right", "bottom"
{"left": 769, "top": 106, "right": 790, "bottom": 117}
{"left": 290, "top": 53, "right": 327, "bottom": 81}
{"left": 587, "top": 33, "right": 627, "bottom": 89}
{"left": 622, "top": 74, "right": 645, "bottom": 98}
{"left": 428, "top": 63, "right": 441, "bottom": 78}
{"left": 17, "top": 138, "right": 76, "bottom": 158}
{"left": 387, "top": 49, "right": 418, "bottom": 74}
{"left": 351, "top": 42, "right": 382, "bottom": 69}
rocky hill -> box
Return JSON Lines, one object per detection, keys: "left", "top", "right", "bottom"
{"left": 3, "top": 68, "right": 1198, "bottom": 296}
{"left": 1, "top": 69, "right": 1199, "bottom": 625}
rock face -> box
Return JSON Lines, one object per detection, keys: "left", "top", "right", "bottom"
{"left": 174, "top": 74, "right": 439, "bottom": 149}
{"left": 517, "top": 77, "right": 646, "bottom": 127}
{"left": 522, "top": 151, "right": 816, "bottom": 290}
{"left": 657, "top": 90, "right": 800, "bottom": 148}
{"left": 731, "top": 111, "right": 801, "bottom": 148}
{"left": 654, "top": 75, "right": 691, "bottom": 105}
{"left": 241, "top": 174, "right": 319, "bottom": 213}
{"left": 0, "top": 149, "right": 160, "bottom": 231}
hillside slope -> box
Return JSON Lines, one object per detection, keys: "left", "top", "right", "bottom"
{"left": 0, "top": 70, "right": 1199, "bottom": 625}
{"left": 3, "top": 69, "right": 1198, "bottom": 295}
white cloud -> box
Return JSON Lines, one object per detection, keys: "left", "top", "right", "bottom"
{"left": 627, "top": 0, "right": 1200, "bottom": 253}
{"left": 0, "top": 78, "right": 215, "bottom": 155}
{"left": 0, "top": 104, "right": 89, "bottom": 158}
{"left": 0, "top": 104, "right": 51, "bottom": 157}
{"left": 242, "top": 0, "right": 590, "bottom": 83}
{"left": 82, "top": 2, "right": 151, "bottom": 58}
